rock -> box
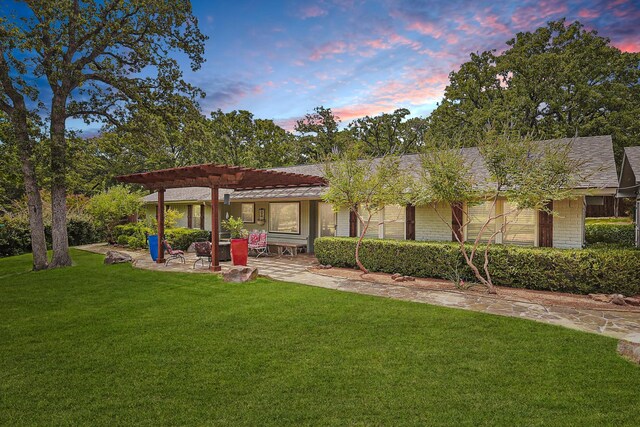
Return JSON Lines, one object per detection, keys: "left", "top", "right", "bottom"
{"left": 617, "top": 333, "right": 640, "bottom": 364}
{"left": 104, "top": 251, "right": 133, "bottom": 265}
{"left": 624, "top": 296, "right": 640, "bottom": 307}
{"left": 403, "top": 276, "right": 415, "bottom": 282}
{"left": 317, "top": 264, "right": 332, "bottom": 269}
{"left": 222, "top": 267, "right": 258, "bottom": 283}
{"left": 588, "top": 293, "right": 611, "bottom": 303}
{"left": 391, "top": 273, "right": 402, "bottom": 279}
{"left": 610, "top": 294, "right": 627, "bottom": 306}
{"left": 393, "top": 276, "right": 406, "bottom": 282}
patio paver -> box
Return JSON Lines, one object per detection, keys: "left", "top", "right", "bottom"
{"left": 77, "top": 243, "right": 640, "bottom": 340}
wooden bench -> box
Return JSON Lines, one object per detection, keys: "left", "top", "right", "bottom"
{"left": 272, "top": 242, "right": 307, "bottom": 256}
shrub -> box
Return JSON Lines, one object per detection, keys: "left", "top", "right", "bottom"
{"left": 0, "top": 218, "right": 104, "bottom": 258}
{"left": 0, "top": 222, "right": 32, "bottom": 257}
{"left": 314, "top": 237, "right": 640, "bottom": 296}
{"left": 164, "top": 228, "right": 211, "bottom": 251}
{"left": 113, "top": 223, "right": 153, "bottom": 244}
{"left": 585, "top": 223, "right": 635, "bottom": 246}
{"left": 127, "top": 235, "right": 145, "bottom": 248}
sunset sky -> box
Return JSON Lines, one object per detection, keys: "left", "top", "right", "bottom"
{"left": 185, "top": 0, "right": 639, "bottom": 130}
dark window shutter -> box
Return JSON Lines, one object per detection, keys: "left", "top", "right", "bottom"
{"left": 349, "top": 208, "right": 358, "bottom": 237}
{"left": 538, "top": 201, "right": 553, "bottom": 247}
{"left": 187, "top": 205, "right": 193, "bottom": 228}
{"left": 406, "top": 205, "right": 416, "bottom": 240}
{"left": 200, "top": 205, "right": 205, "bottom": 230}
{"left": 452, "top": 203, "right": 463, "bottom": 241}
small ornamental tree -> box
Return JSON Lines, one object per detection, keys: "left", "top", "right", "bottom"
{"left": 413, "top": 130, "right": 580, "bottom": 294}
{"left": 323, "top": 148, "right": 411, "bottom": 273}
{"left": 87, "top": 186, "right": 144, "bottom": 243}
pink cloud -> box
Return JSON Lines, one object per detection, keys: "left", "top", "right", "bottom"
{"left": 309, "top": 40, "right": 350, "bottom": 61}
{"left": 615, "top": 40, "right": 640, "bottom": 53}
{"left": 406, "top": 20, "right": 445, "bottom": 39}
{"left": 333, "top": 105, "right": 392, "bottom": 122}
{"left": 578, "top": 9, "right": 599, "bottom": 19}
{"left": 299, "top": 5, "right": 328, "bottom": 19}
{"left": 512, "top": 0, "right": 568, "bottom": 27}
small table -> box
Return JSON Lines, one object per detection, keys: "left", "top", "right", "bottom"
{"left": 275, "top": 243, "right": 306, "bottom": 256}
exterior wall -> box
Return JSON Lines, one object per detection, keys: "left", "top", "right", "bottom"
{"left": 553, "top": 197, "right": 585, "bottom": 249}
{"left": 415, "top": 203, "right": 452, "bottom": 241}
{"left": 144, "top": 196, "right": 588, "bottom": 250}
{"left": 336, "top": 207, "right": 350, "bottom": 237}
{"left": 228, "top": 200, "right": 311, "bottom": 249}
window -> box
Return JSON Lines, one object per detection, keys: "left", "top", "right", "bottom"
{"left": 269, "top": 202, "right": 300, "bottom": 234}
{"left": 383, "top": 205, "right": 405, "bottom": 239}
{"left": 503, "top": 202, "right": 536, "bottom": 246}
{"left": 357, "top": 205, "right": 406, "bottom": 239}
{"left": 466, "top": 201, "right": 496, "bottom": 243}
{"left": 241, "top": 203, "right": 255, "bottom": 223}
{"left": 358, "top": 206, "right": 380, "bottom": 238}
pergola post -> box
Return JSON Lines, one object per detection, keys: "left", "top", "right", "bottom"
{"left": 210, "top": 186, "right": 221, "bottom": 271}
{"left": 157, "top": 189, "right": 165, "bottom": 263}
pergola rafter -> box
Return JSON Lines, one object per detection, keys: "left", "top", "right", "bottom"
{"left": 116, "top": 163, "right": 326, "bottom": 271}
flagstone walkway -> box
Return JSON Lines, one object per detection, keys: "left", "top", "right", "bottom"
{"left": 78, "top": 243, "right": 640, "bottom": 340}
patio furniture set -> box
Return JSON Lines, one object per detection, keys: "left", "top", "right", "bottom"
{"left": 163, "top": 231, "right": 306, "bottom": 268}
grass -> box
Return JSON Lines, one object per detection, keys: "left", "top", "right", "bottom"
{"left": 1, "top": 250, "right": 639, "bottom": 426}
{"left": 586, "top": 216, "right": 633, "bottom": 224}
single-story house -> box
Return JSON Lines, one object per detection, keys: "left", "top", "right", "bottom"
{"left": 141, "top": 135, "right": 619, "bottom": 252}
{"left": 617, "top": 146, "right": 640, "bottom": 247}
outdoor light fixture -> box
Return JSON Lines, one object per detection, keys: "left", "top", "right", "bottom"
{"left": 224, "top": 193, "right": 230, "bottom": 205}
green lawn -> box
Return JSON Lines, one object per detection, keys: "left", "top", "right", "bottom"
{"left": 1, "top": 250, "right": 639, "bottom": 426}
{"left": 586, "top": 216, "right": 633, "bottom": 224}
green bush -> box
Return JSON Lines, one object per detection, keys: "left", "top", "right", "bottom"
{"left": 127, "top": 235, "right": 145, "bottom": 248}
{"left": 314, "top": 237, "right": 640, "bottom": 296}
{"left": 164, "top": 228, "right": 211, "bottom": 251}
{"left": 0, "top": 219, "right": 104, "bottom": 258}
{"left": 585, "top": 223, "right": 635, "bottom": 246}
{"left": 113, "top": 223, "right": 153, "bottom": 244}
{"left": 0, "top": 222, "right": 32, "bottom": 257}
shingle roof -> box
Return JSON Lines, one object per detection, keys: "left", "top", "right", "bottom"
{"left": 142, "top": 135, "right": 618, "bottom": 203}
{"left": 624, "top": 146, "right": 640, "bottom": 182}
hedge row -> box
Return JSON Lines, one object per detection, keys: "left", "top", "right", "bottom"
{"left": 114, "top": 224, "right": 211, "bottom": 251}
{"left": 314, "top": 237, "right": 640, "bottom": 296}
{"left": 0, "top": 219, "right": 104, "bottom": 257}
{"left": 585, "top": 223, "right": 635, "bottom": 246}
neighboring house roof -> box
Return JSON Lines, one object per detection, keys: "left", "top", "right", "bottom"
{"left": 624, "top": 146, "right": 640, "bottom": 182}
{"left": 617, "top": 146, "right": 640, "bottom": 198}
{"left": 142, "top": 135, "right": 619, "bottom": 204}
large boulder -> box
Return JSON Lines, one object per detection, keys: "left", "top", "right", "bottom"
{"left": 222, "top": 267, "right": 258, "bottom": 283}
{"left": 104, "top": 251, "right": 133, "bottom": 265}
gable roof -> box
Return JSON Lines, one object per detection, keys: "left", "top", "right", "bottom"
{"left": 617, "top": 146, "right": 640, "bottom": 198}
{"left": 143, "top": 135, "right": 619, "bottom": 203}
{"left": 624, "top": 146, "right": 640, "bottom": 181}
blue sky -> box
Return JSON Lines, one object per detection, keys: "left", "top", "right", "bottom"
{"left": 7, "top": 0, "right": 639, "bottom": 133}
{"left": 183, "top": 0, "right": 639, "bottom": 130}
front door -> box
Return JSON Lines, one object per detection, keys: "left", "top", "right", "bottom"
{"left": 319, "top": 202, "right": 337, "bottom": 237}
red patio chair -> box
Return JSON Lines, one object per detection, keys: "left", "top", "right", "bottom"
{"left": 162, "top": 239, "right": 185, "bottom": 266}
{"left": 248, "top": 231, "right": 269, "bottom": 258}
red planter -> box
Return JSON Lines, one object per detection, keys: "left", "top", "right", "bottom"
{"left": 230, "top": 238, "right": 248, "bottom": 266}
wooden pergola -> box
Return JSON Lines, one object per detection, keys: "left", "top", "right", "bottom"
{"left": 116, "top": 163, "right": 326, "bottom": 271}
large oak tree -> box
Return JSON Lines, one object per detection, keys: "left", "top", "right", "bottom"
{"left": 428, "top": 19, "right": 640, "bottom": 161}
{"left": 4, "top": 0, "right": 206, "bottom": 267}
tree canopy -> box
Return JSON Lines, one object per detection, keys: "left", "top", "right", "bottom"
{"left": 428, "top": 19, "right": 640, "bottom": 161}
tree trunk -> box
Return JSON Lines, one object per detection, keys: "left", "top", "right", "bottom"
{"left": 49, "top": 99, "right": 71, "bottom": 268}
{"left": 354, "top": 213, "right": 371, "bottom": 274}
{"left": 14, "top": 111, "right": 48, "bottom": 270}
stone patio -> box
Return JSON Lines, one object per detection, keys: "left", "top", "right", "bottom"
{"left": 77, "top": 243, "right": 640, "bottom": 341}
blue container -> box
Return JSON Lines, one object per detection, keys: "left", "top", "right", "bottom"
{"left": 148, "top": 235, "right": 159, "bottom": 261}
